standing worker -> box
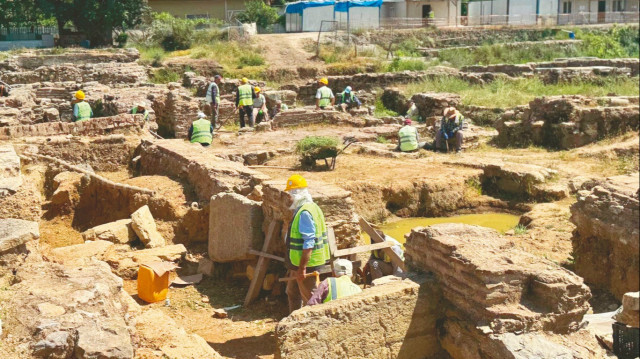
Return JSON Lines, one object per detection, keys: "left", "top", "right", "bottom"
{"left": 368, "top": 230, "right": 404, "bottom": 280}
{"left": 130, "top": 102, "right": 150, "bottom": 121}
{"left": 235, "top": 77, "right": 256, "bottom": 128}
{"left": 405, "top": 100, "right": 421, "bottom": 122}
{"left": 188, "top": 112, "right": 213, "bottom": 147}
{"left": 436, "top": 107, "right": 465, "bottom": 153}
{"left": 206, "top": 75, "right": 223, "bottom": 128}
{"left": 307, "top": 259, "right": 362, "bottom": 306}
{"left": 72, "top": 90, "right": 92, "bottom": 122}
{"left": 252, "top": 87, "right": 269, "bottom": 123}
{"left": 397, "top": 119, "right": 426, "bottom": 152}
{"left": 315, "top": 78, "right": 335, "bottom": 110}
{"left": 284, "top": 174, "right": 331, "bottom": 313}
{"left": 337, "top": 86, "right": 361, "bottom": 112}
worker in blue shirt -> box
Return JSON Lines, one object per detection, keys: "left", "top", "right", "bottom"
{"left": 284, "top": 174, "right": 331, "bottom": 313}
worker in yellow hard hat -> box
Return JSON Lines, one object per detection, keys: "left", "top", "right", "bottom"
{"left": 315, "top": 78, "right": 335, "bottom": 110}
{"left": 72, "top": 90, "right": 93, "bottom": 122}
{"left": 252, "top": 86, "right": 269, "bottom": 124}
{"left": 235, "top": 77, "right": 256, "bottom": 128}
{"left": 284, "top": 174, "right": 330, "bottom": 313}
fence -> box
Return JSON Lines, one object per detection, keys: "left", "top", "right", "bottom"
{"left": 0, "top": 26, "right": 58, "bottom": 41}
{"left": 462, "top": 11, "right": 639, "bottom": 26}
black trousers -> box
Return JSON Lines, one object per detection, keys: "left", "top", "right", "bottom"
{"left": 239, "top": 106, "right": 254, "bottom": 128}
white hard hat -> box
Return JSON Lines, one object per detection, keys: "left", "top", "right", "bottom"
{"left": 333, "top": 258, "right": 353, "bottom": 276}
{"left": 197, "top": 112, "right": 206, "bottom": 119}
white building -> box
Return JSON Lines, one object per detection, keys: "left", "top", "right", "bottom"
{"left": 285, "top": 1, "right": 336, "bottom": 32}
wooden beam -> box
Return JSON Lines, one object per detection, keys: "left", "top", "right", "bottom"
{"left": 248, "top": 249, "right": 284, "bottom": 262}
{"left": 333, "top": 241, "right": 394, "bottom": 257}
{"left": 244, "top": 221, "right": 277, "bottom": 307}
{"left": 328, "top": 227, "right": 338, "bottom": 257}
{"left": 359, "top": 217, "right": 406, "bottom": 271}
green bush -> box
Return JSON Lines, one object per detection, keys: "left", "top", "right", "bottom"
{"left": 296, "top": 136, "right": 339, "bottom": 154}
{"left": 116, "top": 33, "right": 128, "bottom": 48}
{"left": 138, "top": 46, "right": 166, "bottom": 67}
{"left": 151, "top": 68, "right": 181, "bottom": 84}
{"left": 238, "top": 53, "right": 265, "bottom": 67}
{"left": 387, "top": 58, "right": 428, "bottom": 72}
{"left": 238, "top": 0, "right": 279, "bottom": 28}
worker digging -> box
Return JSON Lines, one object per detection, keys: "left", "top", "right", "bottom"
{"left": 0, "top": 8, "right": 638, "bottom": 359}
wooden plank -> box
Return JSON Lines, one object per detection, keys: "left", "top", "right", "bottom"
{"left": 248, "top": 249, "right": 284, "bottom": 262}
{"left": 333, "top": 241, "right": 394, "bottom": 257}
{"left": 327, "top": 227, "right": 338, "bottom": 257}
{"left": 244, "top": 221, "right": 277, "bottom": 307}
{"left": 359, "top": 217, "right": 406, "bottom": 271}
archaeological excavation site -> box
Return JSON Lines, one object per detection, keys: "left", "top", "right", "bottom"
{"left": 0, "top": 23, "right": 639, "bottom": 359}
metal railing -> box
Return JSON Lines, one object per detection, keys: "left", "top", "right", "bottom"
{"left": 0, "top": 26, "right": 58, "bottom": 41}
{"left": 460, "top": 11, "right": 639, "bottom": 26}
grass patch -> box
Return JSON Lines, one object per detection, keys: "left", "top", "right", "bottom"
{"left": 179, "top": 42, "right": 266, "bottom": 78}
{"left": 376, "top": 136, "right": 390, "bottom": 144}
{"left": 513, "top": 224, "right": 528, "bottom": 235}
{"left": 387, "top": 58, "right": 429, "bottom": 72}
{"left": 296, "top": 136, "right": 339, "bottom": 154}
{"left": 374, "top": 98, "right": 399, "bottom": 117}
{"left": 437, "top": 42, "right": 580, "bottom": 68}
{"left": 151, "top": 68, "right": 181, "bottom": 84}
{"left": 138, "top": 46, "right": 167, "bottom": 67}
{"left": 238, "top": 53, "right": 265, "bottom": 67}
{"left": 405, "top": 76, "right": 640, "bottom": 108}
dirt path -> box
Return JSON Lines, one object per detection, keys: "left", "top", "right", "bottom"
{"left": 256, "top": 32, "right": 325, "bottom": 70}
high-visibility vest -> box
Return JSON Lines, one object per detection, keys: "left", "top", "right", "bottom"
{"left": 372, "top": 239, "right": 405, "bottom": 263}
{"left": 398, "top": 125, "right": 419, "bottom": 152}
{"left": 318, "top": 86, "right": 333, "bottom": 107}
{"left": 74, "top": 101, "right": 92, "bottom": 122}
{"left": 288, "top": 202, "right": 330, "bottom": 269}
{"left": 131, "top": 106, "right": 149, "bottom": 121}
{"left": 206, "top": 82, "right": 220, "bottom": 104}
{"left": 429, "top": 11, "right": 435, "bottom": 18}
{"left": 238, "top": 84, "right": 253, "bottom": 107}
{"left": 323, "top": 275, "right": 362, "bottom": 303}
{"left": 339, "top": 91, "right": 354, "bottom": 104}
{"left": 190, "top": 118, "right": 212, "bottom": 145}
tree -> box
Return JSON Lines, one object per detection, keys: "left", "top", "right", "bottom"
{"left": 0, "top": 0, "right": 40, "bottom": 33}
{"left": 238, "top": 0, "right": 279, "bottom": 28}
{"left": 37, "top": 0, "right": 146, "bottom": 46}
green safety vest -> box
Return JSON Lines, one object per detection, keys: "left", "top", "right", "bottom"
{"left": 340, "top": 92, "right": 354, "bottom": 103}
{"left": 190, "top": 118, "right": 213, "bottom": 145}
{"left": 75, "top": 101, "right": 92, "bottom": 122}
{"left": 429, "top": 11, "right": 435, "bottom": 18}
{"left": 323, "top": 275, "right": 362, "bottom": 303}
{"left": 131, "top": 106, "right": 149, "bottom": 121}
{"left": 373, "top": 244, "right": 405, "bottom": 263}
{"left": 288, "top": 202, "right": 330, "bottom": 269}
{"left": 209, "top": 82, "right": 220, "bottom": 104}
{"left": 398, "top": 125, "right": 419, "bottom": 152}
{"left": 238, "top": 84, "right": 253, "bottom": 107}
{"left": 318, "top": 86, "right": 332, "bottom": 107}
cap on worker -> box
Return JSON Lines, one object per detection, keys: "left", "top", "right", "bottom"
{"left": 344, "top": 86, "right": 352, "bottom": 93}
{"left": 404, "top": 118, "right": 412, "bottom": 125}
{"left": 241, "top": 77, "right": 249, "bottom": 84}
{"left": 214, "top": 75, "right": 222, "bottom": 80}
{"left": 443, "top": 107, "right": 457, "bottom": 118}
{"left": 318, "top": 77, "right": 328, "bottom": 85}
{"left": 254, "top": 86, "right": 261, "bottom": 93}
{"left": 197, "top": 111, "right": 206, "bottom": 119}
{"left": 333, "top": 258, "right": 353, "bottom": 276}
{"left": 75, "top": 90, "right": 85, "bottom": 100}
{"left": 137, "top": 102, "right": 146, "bottom": 108}
{"left": 285, "top": 174, "right": 307, "bottom": 192}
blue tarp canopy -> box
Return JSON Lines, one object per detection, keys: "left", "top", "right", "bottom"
{"left": 334, "top": 0, "right": 382, "bottom": 12}
{"left": 285, "top": 0, "right": 336, "bottom": 14}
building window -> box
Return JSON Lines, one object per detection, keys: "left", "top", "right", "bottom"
{"left": 562, "top": 1, "right": 572, "bottom": 13}
{"left": 612, "top": 0, "right": 625, "bottom": 11}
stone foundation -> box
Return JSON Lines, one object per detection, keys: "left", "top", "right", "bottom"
{"left": 571, "top": 174, "right": 639, "bottom": 298}
{"left": 495, "top": 95, "right": 640, "bottom": 149}
{"left": 275, "top": 276, "right": 446, "bottom": 359}
{"left": 271, "top": 107, "right": 363, "bottom": 128}
{"left": 411, "top": 92, "right": 461, "bottom": 120}
{"left": 406, "top": 223, "right": 591, "bottom": 334}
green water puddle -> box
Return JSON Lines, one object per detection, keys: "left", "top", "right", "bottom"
{"left": 366, "top": 213, "right": 520, "bottom": 244}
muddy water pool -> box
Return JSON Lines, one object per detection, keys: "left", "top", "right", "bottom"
{"left": 368, "top": 213, "right": 521, "bottom": 244}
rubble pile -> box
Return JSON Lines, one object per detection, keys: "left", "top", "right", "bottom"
{"left": 405, "top": 223, "right": 591, "bottom": 334}
{"left": 495, "top": 95, "right": 640, "bottom": 149}
{"left": 571, "top": 174, "right": 639, "bottom": 298}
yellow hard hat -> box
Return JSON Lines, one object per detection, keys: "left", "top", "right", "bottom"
{"left": 318, "top": 78, "right": 328, "bottom": 85}
{"left": 254, "top": 86, "right": 261, "bottom": 93}
{"left": 241, "top": 77, "right": 249, "bottom": 84}
{"left": 285, "top": 174, "right": 307, "bottom": 192}
{"left": 75, "top": 90, "right": 85, "bottom": 100}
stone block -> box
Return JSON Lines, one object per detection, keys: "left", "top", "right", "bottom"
{"left": 411, "top": 92, "right": 461, "bottom": 119}
{"left": 51, "top": 240, "right": 114, "bottom": 265}
{"left": 406, "top": 223, "right": 591, "bottom": 334}
{"left": 131, "top": 205, "right": 166, "bottom": 248}
{"left": 0, "top": 218, "right": 39, "bottom": 253}
{"left": 75, "top": 320, "right": 133, "bottom": 359}
{"left": 276, "top": 277, "right": 444, "bottom": 359}
{"left": 209, "top": 192, "right": 264, "bottom": 262}
{"left": 82, "top": 219, "right": 137, "bottom": 244}
{"left": 571, "top": 174, "right": 639, "bottom": 298}
{"left": 0, "top": 145, "right": 22, "bottom": 195}
{"left": 104, "top": 244, "right": 187, "bottom": 279}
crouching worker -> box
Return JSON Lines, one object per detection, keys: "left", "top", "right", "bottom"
{"left": 337, "top": 86, "right": 361, "bottom": 112}
{"left": 72, "top": 90, "right": 93, "bottom": 122}
{"left": 368, "top": 231, "right": 404, "bottom": 280}
{"left": 436, "top": 107, "right": 464, "bottom": 153}
{"left": 307, "top": 259, "right": 362, "bottom": 306}
{"left": 188, "top": 112, "right": 213, "bottom": 147}
{"left": 130, "top": 102, "right": 150, "bottom": 121}
{"left": 396, "top": 119, "right": 426, "bottom": 152}
{"left": 284, "top": 175, "right": 331, "bottom": 313}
